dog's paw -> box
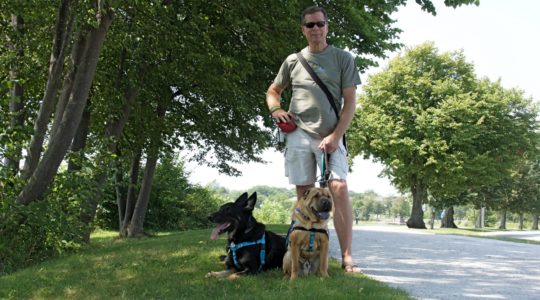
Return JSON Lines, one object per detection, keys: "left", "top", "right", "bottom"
{"left": 227, "top": 273, "right": 241, "bottom": 280}
{"left": 206, "top": 270, "right": 233, "bottom": 279}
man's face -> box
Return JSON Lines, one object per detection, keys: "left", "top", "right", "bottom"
{"left": 301, "top": 11, "right": 328, "bottom": 44}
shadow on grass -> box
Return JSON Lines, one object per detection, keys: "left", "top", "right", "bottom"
{"left": 0, "top": 225, "right": 411, "bottom": 299}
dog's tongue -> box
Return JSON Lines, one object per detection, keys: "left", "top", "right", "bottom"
{"left": 318, "top": 212, "right": 330, "bottom": 220}
{"left": 210, "top": 223, "right": 230, "bottom": 240}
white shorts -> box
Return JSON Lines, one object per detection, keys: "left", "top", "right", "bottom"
{"left": 284, "top": 128, "right": 348, "bottom": 186}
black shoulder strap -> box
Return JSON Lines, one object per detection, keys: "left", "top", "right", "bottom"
{"left": 296, "top": 52, "right": 340, "bottom": 120}
{"left": 292, "top": 226, "right": 329, "bottom": 238}
{"left": 296, "top": 52, "right": 347, "bottom": 150}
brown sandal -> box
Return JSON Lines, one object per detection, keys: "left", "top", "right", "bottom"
{"left": 342, "top": 262, "right": 363, "bottom": 273}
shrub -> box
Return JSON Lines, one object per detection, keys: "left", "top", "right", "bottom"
{"left": 94, "top": 156, "right": 224, "bottom": 231}
{"left": 254, "top": 197, "right": 291, "bottom": 224}
{"left": 0, "top": 171, "right": 86, "bottom": 275}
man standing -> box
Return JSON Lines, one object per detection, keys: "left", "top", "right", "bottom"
{"left": 266, "top": 6, "right": 362, "bottom": 273}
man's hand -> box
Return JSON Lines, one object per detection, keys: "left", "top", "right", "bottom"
{"left": 272, "top": 109, "right": 294, "bottom": 123}
{"left": 319, "top": 133, "right": 339, "bottom": 153}
{"left": 319, "top": 85, "right": 356, "bottom": 153}
{"left": 267, "top": 83, "right": 296, "bottom": 123}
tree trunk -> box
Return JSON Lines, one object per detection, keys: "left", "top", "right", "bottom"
{"left": 531, "top": 214, "right": 539, "bottom": 230}
{"left": 121, "top": 150, "right": 142, "bottom": 237}
{"left": 499, "top": 209, "right": 507, "bottom": 230}
{"left": 78, "top": 82, "right": 137, "bottom": 241}
{"left": 406, "top": 178, "right": 426, "bottom": 229}
{"left": 16, "top": 9, "right": 113, "bottom": 205}
{"left": 518, "top": 213, "right": 524, "bottom": 230}
{"left": 480, "top": 207, "right": 485, "bottom": 229}
{"left": 68, "top": 98, "right": 91, "bottom": 172}
{"left": 22, "top": 0, "right": 74, "bottom": 179}
{"left": 441, "top": 206, "right": 458, "bottom": 228}
{"left": 127, "top": 148, "right": 159, "bottom": 238}
{"left": 115, "top": 148, "right": 127, "bottom": 231}
{"left": 475, "top": 207, "right": 486, "bottom": 228}
{"left": 80, "top": 112, "right": 136, "bottom": 241}
{"left": 49, "top": 30, "right": 85, "bottom": 140}
{"left": 4, "top": 14, "right": 25, "bottom": 175}
{"left": 127, "top": 104, "right": 166, "bottom": 237}
{"left": 429, "top": 206, "right": 435, "bottom": 229}
{"left": 110, "top": 45, "right": 135, "bottom": 232}
{"left": 80, "top": 170, "right": 108, "bottom": 243}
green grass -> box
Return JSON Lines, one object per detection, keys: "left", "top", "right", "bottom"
{"left": 428, "top": 227, "right": 540, "bottom": 245}
{"left": 0, "top": 225, "right": 412, "bottom": 299}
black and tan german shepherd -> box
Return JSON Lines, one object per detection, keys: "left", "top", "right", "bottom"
{"left": 206, "top": 192, "right": 287, "bottom": 279}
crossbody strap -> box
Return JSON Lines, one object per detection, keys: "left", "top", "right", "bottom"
{"left": 296, "top": 52, "right": 347, "bottom": 150}
{"left": 296, "top": 52, "right": 340, "bottom": 119}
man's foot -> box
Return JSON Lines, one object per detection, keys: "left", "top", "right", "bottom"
{"left": 342, "top": 261, "right": 363, "bottom": 273}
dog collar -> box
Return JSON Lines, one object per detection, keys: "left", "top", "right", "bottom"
{"left": 295, "top": 207, "right": 330, "bottom": 222}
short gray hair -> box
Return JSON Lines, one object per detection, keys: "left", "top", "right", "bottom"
{"left": 301, "top": 6, "right": 328, "bottom": 24}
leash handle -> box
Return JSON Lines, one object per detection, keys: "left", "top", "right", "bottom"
{"left": 320, "top": 151, "right": 326, "bottom": 181}
{"left": 319, "top": 148, "right": 331, "bottom": 188}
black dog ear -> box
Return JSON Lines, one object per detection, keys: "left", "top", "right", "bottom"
{"left": 245, "top": 192, "right": 257, "bottom": 211}
{"left": 235, "top": 192, "right": 249, "bottom": 205}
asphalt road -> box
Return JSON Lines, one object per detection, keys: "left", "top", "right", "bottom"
{"left": 328, "top": 225, "right": 540, "bottom": 300}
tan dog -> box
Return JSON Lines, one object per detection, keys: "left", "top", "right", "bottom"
{"left": 283, "top": 187, "right": 333, "bottom": 280}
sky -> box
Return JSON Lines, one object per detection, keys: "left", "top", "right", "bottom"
{"left": 184, "top": 0, "right": 540, "bottom": 196}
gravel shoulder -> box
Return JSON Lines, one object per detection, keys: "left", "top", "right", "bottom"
{"left": 329, "top": 225, "right": 540, "bottom": 300}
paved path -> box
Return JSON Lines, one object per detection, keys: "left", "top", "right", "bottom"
{"left": 328, "top": 226, "right": 540, "bottom": 300}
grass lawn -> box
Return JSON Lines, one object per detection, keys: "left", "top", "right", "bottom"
{"left": 0, "top": 225, "right": 412, "bottom": 299}
{"left": 428, "top": 227, "right": 540, "bottom": 245}
{"left": 352, "top": 221, "right": 540, "bottom": 245}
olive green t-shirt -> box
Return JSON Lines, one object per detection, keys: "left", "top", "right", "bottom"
{"left": 273, "top": 45, "right": 361, "bottom": 138}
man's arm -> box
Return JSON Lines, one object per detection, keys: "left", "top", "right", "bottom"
{"left": 266, "top": 83, "right": 293, "bottom": 123}
{"left": 319, "top": 85, "right": 356, "bottom": 153}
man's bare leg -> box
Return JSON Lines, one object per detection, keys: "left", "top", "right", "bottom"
{"left": 329, "top": 179, "right": 361, "bottom": 273}
{"left": 296, "top": 184, "right": 315, "bottom": 200}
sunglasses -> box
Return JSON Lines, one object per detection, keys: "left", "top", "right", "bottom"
{"left": 303, "top": 21, "right": 326, "bottom": 28}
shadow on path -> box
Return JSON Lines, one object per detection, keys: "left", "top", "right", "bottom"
{"left": 329, "top": 226, "right": 540, "bottom": 300}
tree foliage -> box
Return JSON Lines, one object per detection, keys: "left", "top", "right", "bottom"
{"left": 350, "top": 42, "right": 539, "bottom": 228}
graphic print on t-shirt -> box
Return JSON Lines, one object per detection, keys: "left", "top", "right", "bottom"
{"left": 308, "top": 61, "right": 329, "bottom": 81}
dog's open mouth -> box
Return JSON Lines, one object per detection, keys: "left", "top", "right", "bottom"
{"left": 312, "top": 207, "right": 330, "bottom": 220}
{"left": 210, "top": 223, "right": 230, "bottom": 240}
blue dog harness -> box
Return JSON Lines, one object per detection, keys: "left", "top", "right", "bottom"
{"left": 228, "top": 233, "right": 266, "bottom": 271}
{"left": 285, "top": 220, "right": 329, "bottom": 252}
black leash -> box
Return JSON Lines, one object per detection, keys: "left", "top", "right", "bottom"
{"left": 318, "top": 149, "right": 331, "bottom": 188}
